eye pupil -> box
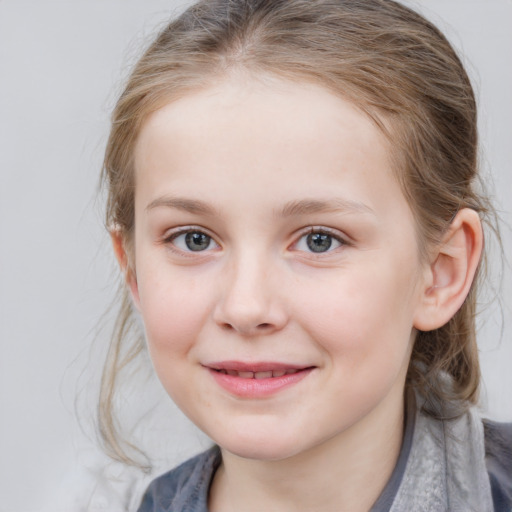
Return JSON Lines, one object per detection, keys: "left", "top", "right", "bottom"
{"left": 185, "top": 232, "right": 211, "bottom": 251}
{"left": 306, "top": 233, "right": 332, "bottom": 253}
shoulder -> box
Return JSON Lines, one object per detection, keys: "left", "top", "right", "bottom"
{"left": 137, "top": 446, "right": 221, "bottom": 512}
{"left": 483, "top": 419, "right": 512, "bottom": 511}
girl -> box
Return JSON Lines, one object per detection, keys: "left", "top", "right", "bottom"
{"left": 101, "top": 0, "right": 512, "bottom": 510}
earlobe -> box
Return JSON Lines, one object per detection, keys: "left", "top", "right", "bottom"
{"left": 414, "top": 209, "right": 483, "bottom": 331}
{"left": 110, "top": 230, "right": 141, "bottom": 310}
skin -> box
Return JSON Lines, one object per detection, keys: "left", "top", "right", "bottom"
{"left": 113, "top": 76, "right": 483, "bottom": 512}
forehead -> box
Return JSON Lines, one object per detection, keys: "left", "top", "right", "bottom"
{"left": 136, "top": 76, "right": 388, "bottom": 154}
{"left": 133, "top": 77, "right": 406, "bottom": 220}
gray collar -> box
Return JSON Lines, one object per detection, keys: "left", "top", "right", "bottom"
{"left": 388, "top": 393, "right": 493, "bottom": 512}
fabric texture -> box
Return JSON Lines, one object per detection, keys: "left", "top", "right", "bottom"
{"left": 137, "top": 400, "right": 512, "bottom": 512}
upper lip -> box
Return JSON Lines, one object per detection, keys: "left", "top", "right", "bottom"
{"left": 205, "top": 361, "right": 312, "bottom": 372}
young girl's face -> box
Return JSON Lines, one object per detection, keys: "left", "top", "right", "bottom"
{"left": 128, "top": 77, "right": 430, "bottom": 461}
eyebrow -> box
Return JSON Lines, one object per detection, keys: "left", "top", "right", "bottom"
{"left": 145, "top": 195, "right": 375, "bottom": 217}
{"left": 145, "top": 196, "right": 218, "bottom": 216}
{"left": 278, "top": 198, "right": 375, "bottom": 217}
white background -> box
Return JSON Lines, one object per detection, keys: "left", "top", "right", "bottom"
{"left": 1, "top": 1, "right": 511, "bottom": 511}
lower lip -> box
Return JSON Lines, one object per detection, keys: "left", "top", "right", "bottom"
{"left": 208, "top": 368, "right": 314, "bottom": 398}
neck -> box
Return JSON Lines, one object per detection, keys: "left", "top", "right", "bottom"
{"left": 209, "top": 388, "right": 406, "bottom": 512}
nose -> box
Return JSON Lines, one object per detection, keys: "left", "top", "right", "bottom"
{"left": 213, "top": 253, "right": 288, "bottom": 337}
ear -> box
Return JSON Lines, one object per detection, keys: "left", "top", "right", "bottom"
{"left": 110, "top": 230, "right": 141, "bottom": 310}
{"left": 414, "top": 208, "right": 483, "bottom": 331}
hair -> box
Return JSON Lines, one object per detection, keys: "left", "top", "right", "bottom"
{"left": 100, "top": 0, "right": 496, "bottom": 466}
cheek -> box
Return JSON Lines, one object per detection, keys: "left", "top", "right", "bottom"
{"left": 135, "top": 269, "right": 216, "bottom": 409}
{"left": 135, "top": 263, "right": 214, "bottom": 358}
{"left": 293, "top": 270, "right": 417, "bottom": 419}
{"left": 293, "top": 262, "right": 418, "bottom": 366}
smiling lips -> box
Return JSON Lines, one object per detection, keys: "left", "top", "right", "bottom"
{"left": 206, "top": 362, "right": 314, "bottom": 398}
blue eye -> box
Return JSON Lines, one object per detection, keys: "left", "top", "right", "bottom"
{"left": 170, "top": 230, "right": 217, "bottom": 252}
{"left": 295, "top": 231, "right": 343, "bottom": 253}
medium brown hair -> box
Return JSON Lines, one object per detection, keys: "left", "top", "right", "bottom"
{"left": 101, "top": 0, "right": 494, "bottom": 466}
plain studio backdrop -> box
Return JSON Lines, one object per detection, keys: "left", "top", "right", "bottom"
{"left": 1, "top": 1, "right": 511, "bottom": 511}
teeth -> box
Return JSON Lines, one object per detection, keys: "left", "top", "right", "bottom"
{"left": 254, "top": 371, "right": 273, "bottom": 379}
{"left": 217, "top": 368, "right": 303, "bottom": 378}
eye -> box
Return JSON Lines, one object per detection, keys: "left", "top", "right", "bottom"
{"left": 294, "top": 230, "right": 343, "bottom": 254}
{"left": 167, "top": 230, "right": 218, "bottom": 252}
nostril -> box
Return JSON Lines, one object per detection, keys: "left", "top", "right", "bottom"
{"left": 220, "top": 322, "right": 271, "bottom": 333}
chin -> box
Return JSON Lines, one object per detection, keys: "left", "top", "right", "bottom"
{"left": 224, "top": 442, "right": 298, "bottom": 462}
{"left": 212, "top": 427, "right": 307, "bottom": 462}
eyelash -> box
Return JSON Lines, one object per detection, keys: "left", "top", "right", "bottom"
{"left": 162, "top": 226, "right": 348, "bottom": 256}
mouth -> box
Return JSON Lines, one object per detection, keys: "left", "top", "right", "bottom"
{"left": 204, "top": 362, "right": 315, "bottom": 397}
{"left": 213, "top": 368, "right": 304, "bottom": 379}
